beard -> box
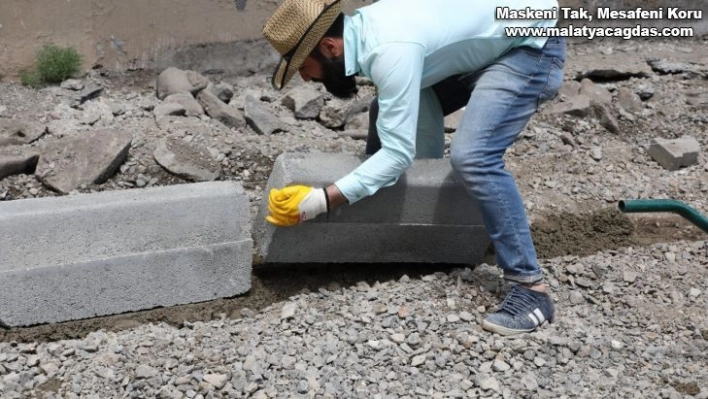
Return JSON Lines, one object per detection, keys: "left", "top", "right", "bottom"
{"left": 311, "top": 50, "right": 358, "bottom": 99}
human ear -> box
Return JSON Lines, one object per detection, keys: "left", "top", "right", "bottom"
{"left": 318, "top": 37, "right": 340, "bottom": 58}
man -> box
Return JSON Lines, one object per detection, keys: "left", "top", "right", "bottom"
{"left": 263, "top": 0, "right": 565, "bottom": 335}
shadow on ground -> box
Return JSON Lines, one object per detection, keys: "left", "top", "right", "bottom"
{"left": 1, "top": 208, "right": 704, "bottom": 343}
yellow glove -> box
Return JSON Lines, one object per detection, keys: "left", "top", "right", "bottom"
{"left": 266, "top": 185, "right": 329, "bottom": 227}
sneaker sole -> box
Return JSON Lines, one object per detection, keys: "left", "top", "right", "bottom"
{"left": 482, "top": 319, "right": 544, "bottom": 336}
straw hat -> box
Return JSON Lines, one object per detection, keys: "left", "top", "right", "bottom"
{"left": 263, "top": 0, "right": 346, "bottom": 90}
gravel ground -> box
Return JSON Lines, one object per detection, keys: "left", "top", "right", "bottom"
{"left": 1, "top": 241, "right": 706, "bottom": 398}
{"left": 0, "top": 36, "right": 707, "bottom": 398}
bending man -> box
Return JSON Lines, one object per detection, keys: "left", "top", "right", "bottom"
{"left": 262, "top": 0, "right": 565, "bottom": 335}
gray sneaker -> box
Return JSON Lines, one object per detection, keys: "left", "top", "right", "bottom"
{"left": 482, "top": 285, "right": 554, "bottom": 336}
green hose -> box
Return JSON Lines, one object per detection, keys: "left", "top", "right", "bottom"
{"left": 618, "top": 199, "right": 708, "bottom": 234}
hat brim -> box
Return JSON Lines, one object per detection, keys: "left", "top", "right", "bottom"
{"left": 271, "top": 0, "right": 346, "bottom": 90}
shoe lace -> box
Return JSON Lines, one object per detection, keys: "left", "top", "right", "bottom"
{"left": 496, "top": 286, "right": 538, "bottom": 316}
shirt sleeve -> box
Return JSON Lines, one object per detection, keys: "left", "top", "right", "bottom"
{"left": 335, "top": 42, "right": 426, "bottom": 204}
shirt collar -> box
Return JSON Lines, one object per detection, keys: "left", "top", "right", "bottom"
{"left": 343, "top": 14, "right": 361, "bottom": 77}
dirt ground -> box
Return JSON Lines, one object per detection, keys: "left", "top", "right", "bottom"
{"left": 2, "top": 208, "right": 704, "bottom": 344}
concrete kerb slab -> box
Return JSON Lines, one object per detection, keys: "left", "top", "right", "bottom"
{"left": 0, "top": 182, "right": 252, "bottom": 328}
{"left": 254, "top": 152, "right": 491, "bottom": 264}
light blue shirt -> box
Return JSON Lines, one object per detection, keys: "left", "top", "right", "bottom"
{"left": 334, "top": 0, "right": 558, "bottom": 203}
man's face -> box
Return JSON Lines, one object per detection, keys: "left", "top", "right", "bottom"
{"left": 298, "top": 50, "right": 358, "bottom": 99}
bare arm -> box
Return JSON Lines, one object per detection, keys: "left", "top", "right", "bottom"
{"left": 325, "top": 184, "right": 348, "bottom": 210}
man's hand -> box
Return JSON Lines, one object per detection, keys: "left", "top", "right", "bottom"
{"left": 266, "top": 185, "right": 328, "bottom": 227}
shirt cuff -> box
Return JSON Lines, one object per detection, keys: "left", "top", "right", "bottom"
{"left": 334, "top": 173, "right": 367, "bottom": 204}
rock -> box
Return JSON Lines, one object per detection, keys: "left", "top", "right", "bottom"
{"left": 406, "top": 333, "right": 421, "bottom": 347}
{"left": 281, "top": 302, "right": 297, "bottom": 319}
{"left": 444, "top": 108, "right": 465, "bottom": 132}
{"left": 244, "top": 95, "right": 284, "bottom": 135}
{"left": 242, "top": 355, "right": 257, "bottom": 371}
{"left": 548, "top": 95, "right": 592, "bottom": 117}
{"left": 617, "top": 87, "right": 644, "bottom": 112}
{"left": 617, "top": 87, "right": 643, "bottom": 113}
{"left": 319, "top": 101, "right": 348, "bottom": 129}
{"left": 635, "top": 84, "right": 655, "bottom": 101}
{"left": 297, "top": 380, "right": 309, "bottom": 394}
{"left": 559, "top": 80, "right": 581, "bottom": 98}
{"left": 210, "top": 82, "right": 234, "bottom": 103}
{"left": 0, "top": 146, "right": 40, "bottom": 180}
{"left": 82, "top": 100, "right": 115, "bottom": 127}
{"left": 623, "top": 271, "right": 637, "bottom": 283}
{"left": 647, "top": 59, "right": 703, "bottom": 77}
{"left": 344, "top": 113, "right": 369, "bottom": 131}
{"left": 106, "top": 101, "right": 126, "bottom": 116}
{"left": 203, "top": 374, "right": 228, "bottom": 389}
{"left": 197, "top": 89, "right": 246, "bottom": 129}
{"left": 135, "top": 365, "right": 158, "bottom": 379}
{"left": 163, "top": 93, "right": 204, "bottom": 117}
{"left": 61, "top": 79, "right": 84, "bottom": 91}
{"left": 0, "top": 105, "right": 6, "bottom": 117}
{"left": 73, "top": 83, "right": 104, "bottom": 106}
{"left": 0, "top": 119, "right": 47, "bottom": 147}
{"left": 579, "top": 79, "right": 612, "bottom": 105}
{"left": 156, "top": 67, "right": 209, "bottom": 100}
{"left": 686, "top": 92, "right": 708, "bottom": 106}
{"left": 233, "top": 89, "right": 263, "bottom": 110}
{"left": 35, "top": 129, "right": 132, "bottom": 194}
{"left": 590, "top": 146, "right": 603, "bottom": 161}
{"left": 576, "top": 59, "right": 652, "bottom": 81}
{"left": 569, "top": 291, "right": 584, "bottom": 304}
{"left": 411, "top": 355, "right": 426, "bottom": 367}
{"left": 616, "top": 106, "right": 636, "bottom": 122}
{"left": 493, "top": 360, "right": 511, "bottom": 372}
{"left": 391, "top": 333, "right": 405, "bottom": 343}
{"left": 281, "top": 88, "right": 324, "bottom": 119}
{"left": 689, "top": 288, "right": 702, "bottom": 297}
{"left": 80, "top": 105, "right": 103, "bottom": 126}
{"left": 478, "top": 375, "right": 500, "bottom": 392}
{"left": 338, "top": 129, "right": 368, "bottom": 140}
{"left": 566, "top": 263, "right": 584, "bottom": 275}
{"left": 575, "top": 277, "right": 593, "bottom": 288}
{"left": 560, "top": 132, "right": 576, "bottom": 147}
{"left": 153, "top": 103, "right": 186, "bottom": 118}
{"left": 153, "top": 137, "right": 221, "bottom": 182}
{"left": 592, "top": 103, "right": 620, "bottom": 134}
{"left": 648, "top": 136, "right": 701, "bottom": 171}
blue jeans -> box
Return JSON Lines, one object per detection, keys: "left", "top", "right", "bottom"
{"left": 367, "top": 37, "right": 566, "bottom": 283}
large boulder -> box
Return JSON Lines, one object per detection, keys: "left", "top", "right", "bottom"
{"left": 617, "top": 87, "right": 643, "bottom": 113}
{"left": 163, "top": 93, "right": 205, "bottom": 117}
{"left": 0, "top": 146, "right": 40, "bottom": 180}
{"left": 197, "top": 90, "right": 246, "bottom": 129}
{"left": 35, "top": 129, "right": 133, "bottom": 194}
{"left": 281, "top": 87, "right": 325, "bottom": 119}
{"left": 244, "top": 95, "right": 284, "bottom": 135}
{"left": 156, "top": 67, "right": 210, "bottom": 100}
{"left": 0, "top": 119, "right": 47, "bottom": 147}
{"left": 579, "top": 79, "right": 612, "bottom": 105}
{"left": 548, "top": 95, "right": 592, "bottom": 117}
{"left": 153, "top": 137, "right": 221, "bottom": 182}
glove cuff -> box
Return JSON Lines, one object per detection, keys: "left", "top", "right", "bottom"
{"left": 298, "top": 188, "right": 328, "bottom": 222}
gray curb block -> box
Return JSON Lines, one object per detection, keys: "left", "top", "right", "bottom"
{"left": 0, "top": 182, "right": 252, "bottom": 327}
{"left": 254, "top": 152, "right": 490, "bottom": 264}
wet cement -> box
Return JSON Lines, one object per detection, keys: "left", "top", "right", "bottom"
{"left": 1, "top": 208, "right": 704, "bottom": 343}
